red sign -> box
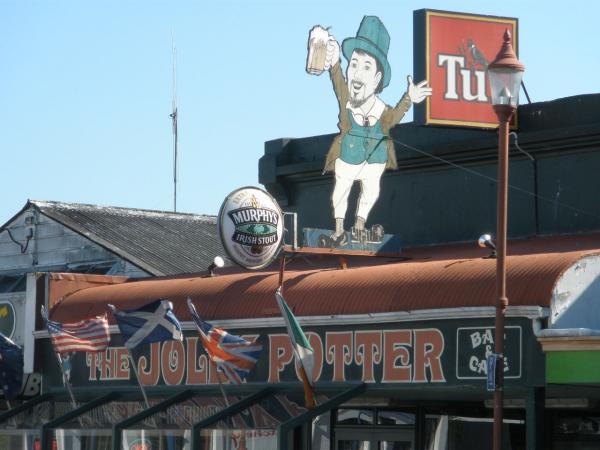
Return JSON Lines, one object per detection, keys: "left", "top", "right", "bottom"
{"left": 413, "top": 10, "right": 518, "bottom": 128}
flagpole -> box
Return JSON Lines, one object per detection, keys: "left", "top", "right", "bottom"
{"left": 107, "top": 304, "right": 152, "bottom": 409}
{"left": 53, "top": 352, "right": 84, "bottom": 427}
{"left": 279, "top": 252, "right": 317, "bottom": 409}
{"left": 215, "top": 369, "right": 230, "bottom": 407}
{"left": 279, "top": 254, "right": 314, "bottom": 405}
{"left": 187, "top": 298, "right": 240, "bottom": 410}
{"left": 54, "top": 353, "right": 78, "bottom": 409}
{"left": 278, "top": 253, "right": 286, "bottom": 292}
{"left": 274, "top": 289, "right": 317, "bottom": 410}
{"left": 211, "top": 370, "right": 232, "bottom": 450}
{"left": 40, "top": 307, "right": 79, "bottom": 410}
{"left": 124, "top": 349, "right": 160, "bottom": 429}
{"left": 127, "top": 351, "right": 151, "bottom": 409}
{"left": 215, "top": 369, "right": 247, "bottom": 450}
{"left": 187, "top": 299, "right": 256, "bottom": 450}
{"left": 289, "top": 342, "right": 317, "bottom": 409}
{"left": 297, "top": 364, "right": 316, "bottom": 409}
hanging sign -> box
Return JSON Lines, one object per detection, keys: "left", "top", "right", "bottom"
{"left": 413, "top": 9, "right": 518, "bottom": 128}
{"left": 486, "top": 354, "right": 497, "bottom": 391}
{"left": 218, "top": 186, "right": 284, "bottom": 270}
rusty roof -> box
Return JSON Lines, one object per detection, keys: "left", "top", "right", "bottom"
{"left": 49, "top": 233, "right": 600, "bottom": 323}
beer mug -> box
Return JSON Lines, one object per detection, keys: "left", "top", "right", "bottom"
{"left": 306, "top": 25, "right": 330, "bottom": 75}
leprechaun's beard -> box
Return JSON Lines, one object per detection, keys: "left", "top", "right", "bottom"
{"left": 348, "top": 79, "right": 372, "bottom": 108}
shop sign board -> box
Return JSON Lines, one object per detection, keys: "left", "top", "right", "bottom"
{"left": 413, "top": 9, "right": 518, "bottom": 128}
{"left": 42, "top": 318, "right": 538, "bottom": 391}
{"left": 218, "top": 187, "right": 284, "bottom": 270}
{"left": 456, "top": 326, "right": 522, "bottom": 380}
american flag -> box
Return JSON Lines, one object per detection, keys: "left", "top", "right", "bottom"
{"left": 187, "top": 299, "right": 262, "bottom": 384}
{"left": 46, "top": 315, "right": 110, "bottom": 354}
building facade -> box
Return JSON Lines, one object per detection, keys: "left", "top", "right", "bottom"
{"left": 0, "top": 92, "right": 599, "bottom": 450}
{"left": 0, "top": 200, "right": 225, "bottom": 401}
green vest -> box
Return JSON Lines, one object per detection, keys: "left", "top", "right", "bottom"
{"left": 340, "top": 111, "right": 388, "bottom": 165}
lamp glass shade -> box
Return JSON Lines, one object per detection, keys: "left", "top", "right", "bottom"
{"left": 488, "top": 67, "right": 523, "bottom": 107}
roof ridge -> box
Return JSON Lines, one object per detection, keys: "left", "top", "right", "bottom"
{"left": 29, "top": 199, "right": 217, "bottom": 221}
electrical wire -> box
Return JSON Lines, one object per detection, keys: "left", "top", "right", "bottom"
{"left": 5, "top": 228, "right": 31, "bottom": 254}
{"left": 509, "top": 132, "right": 533, "bottom": 160}
{"left": 391, "top": 136, "right": 600, "bottom": 221}
{"left": 325, "top": 118, "right": 600, "bottom": 227}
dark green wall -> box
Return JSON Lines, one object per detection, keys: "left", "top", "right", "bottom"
{"left": 260, "top": 94, "right": 600, "bottom": 247}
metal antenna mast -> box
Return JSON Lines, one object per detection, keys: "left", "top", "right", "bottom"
{"left": 170, "top": 31, "right": 178, "bottom": 212}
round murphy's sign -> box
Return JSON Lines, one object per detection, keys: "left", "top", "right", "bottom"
{"left": 218, "top": 187, "right": 284, "bottom": 270}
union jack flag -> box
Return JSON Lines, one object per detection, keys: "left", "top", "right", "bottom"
{"left": 187, "top": 299, "right": 262, "bottom": 384}
{"left": 46, "top": 315, "right": 110, "bottom": 354}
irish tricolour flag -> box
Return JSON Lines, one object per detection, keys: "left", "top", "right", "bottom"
{"left": 275, "top": 287, "right": 316, "bottom": 408}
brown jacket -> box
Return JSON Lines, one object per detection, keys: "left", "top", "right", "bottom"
{"left": 323, "top": 62, "right": 412, "bottom": 174}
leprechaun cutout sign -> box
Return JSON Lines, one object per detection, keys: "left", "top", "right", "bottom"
{"left": 306, "top": 16, "right": 431, "bottom": 248}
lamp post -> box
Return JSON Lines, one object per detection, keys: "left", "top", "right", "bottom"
{"left": 487, "top": 29, "right": 524, "bottom": 450}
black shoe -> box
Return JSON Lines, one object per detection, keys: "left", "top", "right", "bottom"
{"left": 330, "top": 232, "right": 348, "bottom": 247}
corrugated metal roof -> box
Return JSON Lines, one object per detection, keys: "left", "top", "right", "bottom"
{"left": 29, "top": 200, "right": 225, "bottom": 276}
{"left": 49, "top": 233, "right": 600, "bottom": 323}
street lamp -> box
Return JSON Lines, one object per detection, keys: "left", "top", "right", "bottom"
{"left": 487, "top": 29, "right": 524, "bottom": 450}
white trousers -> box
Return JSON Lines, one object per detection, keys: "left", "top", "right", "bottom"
{"left": 332, "top": 158, "right": 386, "bottom": 221}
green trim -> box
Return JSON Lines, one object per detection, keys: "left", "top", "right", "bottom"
{"left": 547, "top": 351, "right": 600, "bottom": 383}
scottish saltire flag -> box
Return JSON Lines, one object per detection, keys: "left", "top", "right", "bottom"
{"left": 0, "top": 333, "right": 23, "bottom": 400}
{"left": 187, "top": 298, "right": 262, "bottom": 384}
{"left": 109, "top": 300, "right": 183, "bottom": 349}
{"left": 45, "top": 314, "right": 110, "bottom": 354}
{"left": 275, "top": 288, "right": 315, "bottom": 384}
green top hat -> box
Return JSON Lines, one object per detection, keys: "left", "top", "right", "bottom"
{"left": 342, "top": 15, "right": 391, "bottom": 88}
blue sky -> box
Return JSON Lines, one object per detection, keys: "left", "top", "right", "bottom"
{"left": 1, "top": 0, "right": 598, "bottom": 225}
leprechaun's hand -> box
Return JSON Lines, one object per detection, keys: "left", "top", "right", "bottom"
{"left": 324, "top": 37, "right": 340, "bottom": 71}
{"left": 407, "top": 76, "right": 432, "bottom": 104}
